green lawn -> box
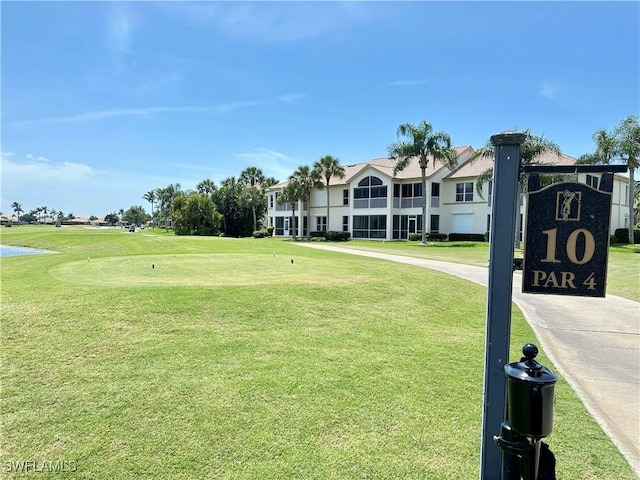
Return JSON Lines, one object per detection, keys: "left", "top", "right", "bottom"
{"left": 340, "top": 239, "right": 640, "bottom": 302}
{"left": 0, "top": 226, "right": 636, "bottom": 479}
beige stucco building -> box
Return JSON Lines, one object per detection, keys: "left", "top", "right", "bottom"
{"left": 265, "top": 147, "right": 631, "bottom": 240}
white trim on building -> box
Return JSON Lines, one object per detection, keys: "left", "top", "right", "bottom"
{"left": 265, "top": 147, "right": 630, "bottom": 240}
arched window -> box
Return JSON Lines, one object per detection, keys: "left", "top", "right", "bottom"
{"left": 354, "top": 176, "right": 387, "bottom": 200}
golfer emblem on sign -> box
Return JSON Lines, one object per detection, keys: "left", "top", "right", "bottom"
{"left": 555, "top": 190, "right": 581, "bottom": 221}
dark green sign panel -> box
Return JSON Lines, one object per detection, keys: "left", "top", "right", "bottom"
{"left": 523, "top": 176, "right": 613, "bottom": 297}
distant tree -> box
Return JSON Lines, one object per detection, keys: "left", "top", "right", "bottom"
{"left": 313, "top": 155, "right": 345, "bottom": 232}
{"left": 143, "top": 190, "right": 156, "bottom": 226}
{"left": 11, "top": 201, "right": 23, "bottom": 223}
{"left": 155, "top": 183, "right": 181, "bottom": 229}
{"left": 173, "top": 192, "right": 222, "bottom": 235}
{"left": 22, "top": 210, "right": 37, "bottom": 223}
{"left": 104, "top": 212, "right": 119, "bottom": 225}
{"left": 469, "top": 129, "right": 561, "bottom": 249}
{"left": 580, "top": 115, "right": 639, "bottom": 242}
{"left": 239, "top": 166, "right": 265, "bottom": 187}
{"left": 388, "top": 120, "right": 458, "bottom": 244}
{"left": 196, "top": 179, "right": 217, "bottom": 195}
{"left": 289, "top": 165, "right": 322, "bottom": 240}
{"left": 89, "top": 215, "right": 98, "bottom": 221}
{"left": 67, "top": 213, "right": 75, "bottom": 221}
{"left": 123, "top": 205, "right": 149, "bottom": 226}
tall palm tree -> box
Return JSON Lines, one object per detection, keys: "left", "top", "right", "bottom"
{"left": 469, "top": 129, "right": 561, "bottom": 249}
{"left": 156, "top": 183, "right": 181, "bottom": 229}
{"left": 579, "top": 116, "right": 639, "bottom": 242}
{"left": 278, "top": 181, "right": 303, "bottom": 239}
{"left": 239, "top": 167, "right": 265, "bottom": 187}
{"left": 616, "top": 115, "right": 639, "bottom": 242}
{"left": 388, "top": 120, "right": 458, "bottom": 244}
{"left": 289, "top": 165, "right": 322, "bottom": 241}
{"left": 313, "top": 155, "right": 345, "bottom": 233}
{"left": 11, "top": 202, "right": 23, "bottom": 223}
{"left": 143, "top": 190, "right": 156, "bottom": 226}
{"left": 196, "top": 179, "right": 217, "bottom": 195}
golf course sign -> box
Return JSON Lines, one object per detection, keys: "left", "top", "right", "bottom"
{"left": 523, "top": 174, "right": 613, "bottom": 297}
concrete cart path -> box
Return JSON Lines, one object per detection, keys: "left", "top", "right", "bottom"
{"left": 296, "top": 243, "right": 640, "bottom": 477}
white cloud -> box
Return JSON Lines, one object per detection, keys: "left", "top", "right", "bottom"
{"left": 539, "top": 82, "right": 558, "bottom": 100}
{"left": 13, "top": 94, "right": 306, "bottom": 127}
{"left": 0, "top": 151, "right": 192, "bottom": 216}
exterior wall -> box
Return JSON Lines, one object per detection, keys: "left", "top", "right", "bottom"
{"left": 265, "top": 157, "right": 631, "bottom": 240}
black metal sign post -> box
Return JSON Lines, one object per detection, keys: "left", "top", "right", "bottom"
{"left": 480, "top": 133, "right": 525, "bottom": 480}
{"left": 523, "top": 174, "right": 615, "bottom": 297}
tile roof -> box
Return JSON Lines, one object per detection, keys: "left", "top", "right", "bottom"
{"left": 445, "top": 150, "right": 578, "bottom": 179}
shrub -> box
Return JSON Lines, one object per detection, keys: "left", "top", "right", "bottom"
{"left": 325, "top": 231, "right": 350, "bottom": 242}
{"left": 253, "top": 227, "right": 273, "bottom": 239}
{"left": 614, "top": 228, "right": 640, "bottom": 244}
{"left": 5, "top": 221, "right": 12, "bottom": 228}
{"left": 310, "top": 231, "right": 327, "bottom": 238}
{"left": 427, "top": 233, "right": 448, "bottom": 241}
{"left": 449, "top": 233, "right": 487, "bottom": 242}
{"left": 408, "top": 233, "right": 421, "bottom": 241}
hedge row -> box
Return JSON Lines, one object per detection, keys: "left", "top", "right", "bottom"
{"left": 448, "top": 233, "right": 488, "bottom": 242}
{"left": 310, "top": 231, "right": 351, "bottom": 241}
{"left": 408, "top": 233, "right": 448, "bottom": 241}
{"left": 613, "top": 228, "right": 640, "bottom": 244}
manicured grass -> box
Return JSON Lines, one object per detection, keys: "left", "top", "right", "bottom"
{"left": 340, "top": 240, "right": 640, "bottom": 302}
{"left": 0, "top": 226, "right": 636, "bottom": 479}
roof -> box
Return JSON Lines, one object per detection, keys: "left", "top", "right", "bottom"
{"left": 266, "top": 146, "right": 474, "bottom": 191}
{"left": 445, "top": 150, "right": 578, "bottom": 180}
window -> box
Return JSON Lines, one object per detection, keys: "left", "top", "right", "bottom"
{"left": 400, "top": 182, "right": 422, "bottom": 208}
{"left": 430, "top": 215, "right": 440, "bottom": 233}
{"left": 623, "top": 186, "right": 629, "bottom": 205}
{"left": 456, "top": 182, "right": 474, "bottom": 202}
{"left": 343, "top": 189, "right": 349, "bottom": 206}
{"left": 354, "top": 176, "right": 387, "bottom": 208}
{"left": 392, "top": 215, "right": 422, "bottom": 239}
{"left": 585, "top": 174, "right": 599, "bottom": 188}
{"left": 431, "top": 182, "right": 440, "bottom": 208}
{"left": 342, "top": 216, "right": 349, "bottom": 232}
{"left": 487, "top": 180, "right": 493, "bottom": 207}
{"left": 316, "top": 216, "right": 327, "bottom": 232}
{"left": 269, "top": 194, "right": 274, "bottom": 208}
{"left": 353, "top": 215, "right": 387, "bottom": 239}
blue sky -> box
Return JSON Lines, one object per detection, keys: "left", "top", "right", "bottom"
{"left": 2, "top": 1, "right": 638, "bottom": 217}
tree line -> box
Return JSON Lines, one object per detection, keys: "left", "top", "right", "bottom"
{"left": 7, "top": 116, "right": 637, "bottom": 240}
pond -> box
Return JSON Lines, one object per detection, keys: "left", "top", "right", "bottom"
{"left": 0, "top": 245, "right": 56, "bottom": 257}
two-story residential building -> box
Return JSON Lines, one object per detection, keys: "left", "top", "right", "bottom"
{"left": 265, "top": 147, "right": 631, "bottom": 240}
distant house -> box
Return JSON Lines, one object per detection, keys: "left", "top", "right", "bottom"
{"left": 265, "top": 147, "right": 630, "bottom": 240}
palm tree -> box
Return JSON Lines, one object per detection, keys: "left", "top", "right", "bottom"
{"left": 616, "top": 115, "right": 639, "bottom": 242}
{"left": 577, "top": 129, "right": 617, "bottom": 166}
{"left": 388, "top": 120, "right": 458, "bottom": 244}
{"left": 278, "top": 181, "right": 303, "bottom": 239}
{"left": 289, "top": 165, "right": 322, "bottom": 241}
{"left": 143, "top": 190, "right": 156, "bottom": 226}
{"left": 580, "top": 116, "right": 639, "bottom": 242}
{"left": 196, "top": 179, "right": 217, "bottom": 195}
{"left": 469, "top": 130, "right": 561, "bottom": 249}
{"left": 239, "top": 168, "right": 267, "bottom": 232}
{"left": 313, "top": 155, "right": 345, "bottom": 233}
{"left": 11, "top": 202, "right": 23, "bottom": 224}
{"left": 239, "top": 167, "right": 265, "bottom": 187}
{"left": 156, "top": 183, "right": 181, "bottom": 229}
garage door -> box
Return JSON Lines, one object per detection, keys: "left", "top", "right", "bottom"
{"left": 452, "top": 213, "right": 474, "bottom": 233}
